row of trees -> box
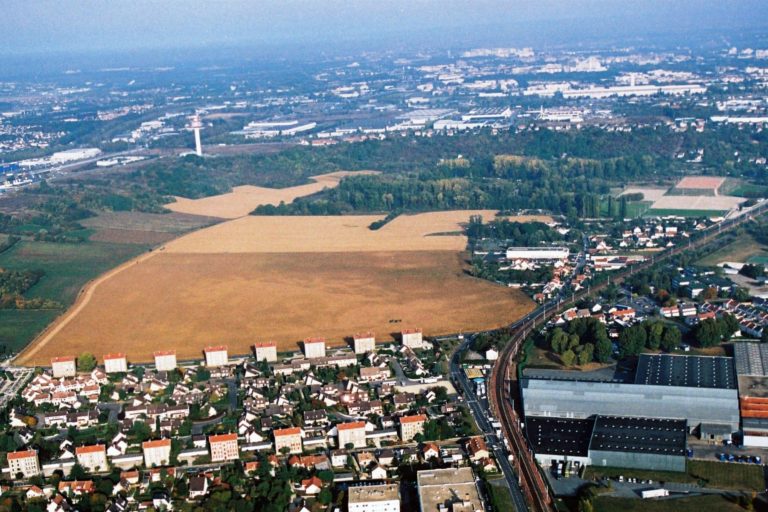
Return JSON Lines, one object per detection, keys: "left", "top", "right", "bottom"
{"left": 549, "top": 318, "right": 613, "bottom": 366}
{"left": 694, "top": 314, "right": 741, "bottom": 347}
{"left": 617, "top": 320, "right": 682, "bottom": 357}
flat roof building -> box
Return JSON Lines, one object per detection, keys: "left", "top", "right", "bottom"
{"left": 103, "top": 353, "right": 128, "bottom": 374}
{"left": 348, "top": 483, "right": 400, "bottom": 512}
{"left": 154, "top": 351, "right": 177, "bottom": 371}
{"left": 204, "top": 346, "right": 229, "bottom": 367}
{"left": 417, "top": 467, "right": 483, "bottom": 512}
{"left": 254, "top": 342, "right": 277, "bottom": 363}
{"left": 353, "top": 332, "right": 376, "bottom": 355}
{"left": 635, "top": 354, "right": 736, "bottom": 389}
{"left": 51, "top": 356, "right": 76, "bottom": 378}
{"left": 521, "top": 377, "right": 739, "bottom": 440}
{"left": 304, "top": 337, "right": 326, "bottom": 359}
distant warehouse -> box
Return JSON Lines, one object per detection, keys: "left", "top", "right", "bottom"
{"left": 506, "top": 247, "right": 569, "bottom": 261}
{"left": 521, "top": 354, "right": 740, "bottom": 441}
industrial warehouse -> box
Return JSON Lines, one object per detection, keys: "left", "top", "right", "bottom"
{"left": 521, "top": 353, "right": 745, "bottom": 469}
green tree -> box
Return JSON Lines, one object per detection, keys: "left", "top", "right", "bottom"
{"left": 77, "top": 352, "right": 97, "bottom": 372}
{"left": 646, "top": 321, "right": 665, "bottom": 350}
{"left": 318, "top": 487, "right": 332, "bottom": 505}
{"left": 661, "top": 326, "right": 682, "bottom": 351}
{"left": 549, "top": 328, "right": 568, "bottom": 354}
{"left": 720, "top": 313, "right": 740, "bottom": 340}
{"left": 561, "top": 349, "right": 576, "bottom": 367}
{"left": 595, "top": 337, "right": 612, "bottom": 363}
{"left": 577, "top": 344, "right": 594, "bottom": 366}
{"left": 695, "top": 319, "right": 722, "bottom": 347}
{"left": 618, "top": 325, "right": 647, "bottom": 357}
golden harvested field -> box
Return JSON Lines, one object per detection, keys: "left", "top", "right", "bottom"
{"left": 17, "top": 210, "right": 545, "bottom": 366}
{"left": 18, "top": 251, "right": 534, "bottom": 364}
{"left": 164, "top": 211, "right": 550, "bottom": 254}
{"left": 165, "top": 170, "right": 379, "bottom": 218}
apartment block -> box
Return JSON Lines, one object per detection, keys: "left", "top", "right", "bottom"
{"left": 153, "top": 351, "right": 177, "bottom": 372}
{"left": 274, "top": 427, "right": 303, "bottom": 454}
{"left": 103, "top": 353, "right": 128, "bottom": 374}
{"left": 51, "top": 356, "right": 76, "bottom": 378}
{"left": 204, "top": 346, "right": 229, "bottom": 367}
{"left": 142, "top": 439, "right": 172, "bottom": 467}
{"left": 399, "top": 414, "right": 427, "bottom": 441}
{"left": 337, "top": 421, "right": 367, "bottom": 449}
{"left": 353, "top": 332, "right": 376, "bottom": 355}
{"left": 209, "top": 433, "right": 239, "bottom": 462}
{"left": 304, "top": 337, "right": 326, "bottom": 359}
{"left": 6, "top": 450, "right": 40, "bottom": 478}
{"left": 254, "top": 341, "right": 277, "bottom": 363}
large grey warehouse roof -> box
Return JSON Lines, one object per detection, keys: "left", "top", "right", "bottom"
{"left": 589, "top": 416, "right": 687, "bottom": 456}
{"left": 521, "top": 378, "right": 740, "bottom": 432}
{"left": 525, "top": 417, "right": 595, "bottom": 457}
{"left": 634, "top": 354, "right": 736, "bottom": 389}
{"left": 734, "top": 343, "right": 768, "bottom": 376}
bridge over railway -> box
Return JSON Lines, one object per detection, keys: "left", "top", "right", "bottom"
{"left": 487, "top": 200, "right": 768, "bottom": 511}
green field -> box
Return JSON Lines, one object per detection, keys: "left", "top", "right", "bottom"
{"left": 0, "top": 240, "right": 149, "bottom": 355}
{"left": 585, "top": 460, "right": 764, "bottom": 492}
{"left": 594, "top": 494, "right": 749, "bottom": 512}
{"left": 644, "top": 209, "right": 728, "bottom": 218}
{"left": 697, "top": 233, "right": 768, "bottom": 266}
{"left": 486, "top": 478, "right": 515, "bottom": 511}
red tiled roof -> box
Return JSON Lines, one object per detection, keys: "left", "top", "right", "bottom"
{"left": 337, "top": 421, "right": 366, "bottom": 431}
{"left": 208, "top": 433, "right": 237, "bottom": 443}
{"left": 142, "top": 439, "right": 171, "bottom": 449}
{"left": 7, "top": 450, "right": 36, "bottom": 460}
{"left": 401, "top": 328, "right": 422, "bottom": 334}
{"left": 204, "top": 346, "right": 228, "bottom": 353}
{"left": 103, "top": 353, "right": 125, "bottom": 360}
{"left": 153, "top": 350, "right": 176, "bottom": 357}
{"left": 274, "top": 427, "right": 301, "bottom": 437}
{"left": 254, "top": 341, "right": 276, "bottom": 348}
{"left": 304, "top": 337, "right": 325, "bottom": 344}
{"left": 400, "top": 414, "right": 427, "bottom": 424}
{"left": 51, "top": 356, "right": 75, "bottom": 363}
{"left": 75, "top": 444, "right": 105, "bottom": 455}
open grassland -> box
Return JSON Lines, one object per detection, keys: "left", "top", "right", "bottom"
{"left": 16, "top": 251, "right": 534, "bottom": 365}
{"left": 80, "top": 211, "right": 221, "bottom": 245}
{"left": 165, "top": 170, "right": 380, "bottom": 218}
{"left": 593, "top": 495, "right": 748, "bottom": 512}
{"left": 585, "top": 460, "right": 764, "bottom": 492}
{"left": 645, "top": 208, "right": 729, "bottom": 218}
{"left": 164, "top": 211, "right": 549, "bottom": 254}
{"left": 698, "top": 233, "right": 768, "bottom": 266}
{"left": 0, "top": 241, "right": 148, "bottom": 355}
{"left": 649, "top": 195, "right": 744, "bottom": 212}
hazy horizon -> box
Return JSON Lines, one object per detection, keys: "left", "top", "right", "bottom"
{"left": 4, "top": 0, "right": 768, "bottom": 59}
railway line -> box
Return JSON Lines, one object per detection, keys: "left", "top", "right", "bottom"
{"left": 487, "top": 200, "right": 768, "bottom": 511}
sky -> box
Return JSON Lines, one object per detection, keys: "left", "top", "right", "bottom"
{"left": 3, "top": 0, "right": 768, "bottom": 57}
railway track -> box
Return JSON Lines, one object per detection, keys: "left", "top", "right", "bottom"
{"left": 487, "top": 201, "right": 768, "bottom": 511}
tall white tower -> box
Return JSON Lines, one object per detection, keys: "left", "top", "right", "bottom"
{"left": 191, "top": 114, "right": 203, "bottom": 157}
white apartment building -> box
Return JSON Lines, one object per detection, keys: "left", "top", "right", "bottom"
{"left": 208, "top": 433, "right": 239, "bottom": 462}
{"left": 348, "top": 483, "right": 400, "bottom": 512}
{"left": 103, "top": 353, "right": 128, "bottom": 374}
{"left": 274, "top": 427, "right": 303, "bottom": 454}
{"left": 399, "top": 414, "right": 427, "bottom": 441}
{"left": 75, "top": 444, "right": 108, "bottom": 473}
{"left": 353, "top": 333, "right": 376, "bottom": 355}
{"left": 304, "top": 337, "right": 326, "bottom": 359}
{"left": 401, "top": 329, "right": 424, "bottom": 350}
{"left": 204, "top": 346, "right": 229, "bottom": 367}
{"left": 51, "top": 356, "right": 76, "bottom": 378}
{"left": 6, "top": 450, "right": 41, "bottom": 478}
{"left": 142, "top": 439, "right": 172, "bottom": 467}
{"left": 337, "top": 421, "right": 367, "bottom": 449}
{"left": 153, "top": 351, "right": 177, "bottom": 371}
{"left": 254, "top": 342, "right": 277, "bottom": 363}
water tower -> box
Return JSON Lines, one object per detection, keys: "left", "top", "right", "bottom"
{"left": 190, "top": 114, "right": 203, "bottom": 156}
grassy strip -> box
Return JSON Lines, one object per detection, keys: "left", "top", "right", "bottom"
{"left": 593, "top": 494, "right": 747, "bottom": 512}
{"left": 486, "top": 478, "right": 515, "bottom": 511}
{"left": 584, "top": 460, "right": 764, "bottom": 492}
{"left": 644, "top": 208, "right": 728, "bottom": 218}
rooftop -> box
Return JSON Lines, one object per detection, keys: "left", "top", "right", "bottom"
{"left": 153, "top": 350, "right": 176, "bottom": 357}
{"left": 417, "top": 467, "right": 482, "bottom": 512}
{"left": 274, "top": 427, "right": 302, "bottom": 437}
{"left": 734, "top": 343, "right": 768, "bottom": 376}
{"left": 589, "top": 416, "right": 687, "bottom": 456}
{"left": 254, "top": 341, "right": 276, "bottom": 348}
{"left": 103, "top": 353, "right": 125, "bottom": 360}
{"left": 401, "top": 414, "right": 427, "bottom": 424}
{"left": 142, "top": 439, "right": 172, "bottom": 449}
{"left": 525, "top": 417, "right": 594, "bottom": 457}
{"left": 338, "top": 421, "right": 366, "bottom": 431}
{"left": 7, "top": 450, "right": 37, "bottom": 460}
{"left": 75, "top": 444, "right": 105, "bottom": 455}
{"left": 634, "top": 354, "right": 736, "bottom": 389}
{"left": 204, "top": 345, "right": 228, "bottom": 353}
{"left": 51, "top": 356, "right": 75, "bottom": 363}
{"left": 208, "top": 433, "right": 237, "bottom": 443}
{"left": 402, "top": 328, "right": 422, "bottom": 334}
{"left": 348, "top": 483, "right": 399, "bottom": 503}
{"left": 354, "top": 332, "right": 375, "bottom": 339}
{"left": 304, "top": 337, "right": 325, "bottom": 344}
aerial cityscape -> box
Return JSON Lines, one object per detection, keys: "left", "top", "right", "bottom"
{"left": 2, "top": 1, "right": 768, "bottom": 511}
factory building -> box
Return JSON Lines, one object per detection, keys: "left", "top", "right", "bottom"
{"left": 521, "top": 354, "right": 740, "bottom": 441}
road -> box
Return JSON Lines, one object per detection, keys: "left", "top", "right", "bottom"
{"left": 450, "top": 337, "right": 528, "bottom": 512}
